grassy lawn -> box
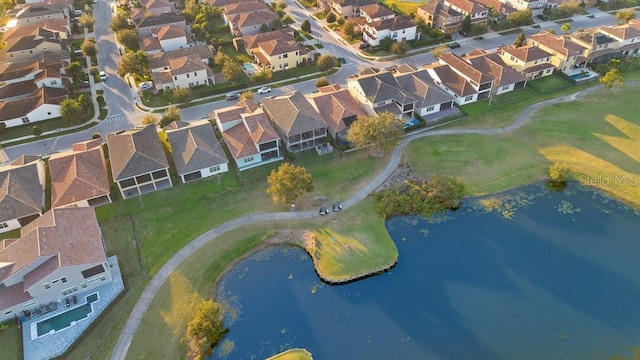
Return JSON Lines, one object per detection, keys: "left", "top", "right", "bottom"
{"left": 127, "top": 199, "right": 393, "bottom": 359}
{"left": 0, "top": 325, "right": 20, "bottom": 358}
{"left": 526, "top": 73, "right": 574, "bottom": 94}
{"left": 405, "top": 77, "right": 640, "bottom": 200}
{"left": 382, "top": 0, "right": 421, "bottom": 15}
{"left": 267, "top": 348, "right": 314, "bottom": 360}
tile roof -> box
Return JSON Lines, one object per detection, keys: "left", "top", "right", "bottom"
{"left": 395, "top": 69, "right": 456, "bottom": 107}
{"left": 418, "top": 1, "right": 462, "bottom": 19}
{"left": 240, "top": 28, "right": 296, "bottom": 51}
{"left": 106, "top": 125, "right": 169, "bottom": 181}
{"left": 427, "top": 63, "right": 477, "bottom": 97}
{"left": 569, "top": 28, "right": 617, "bottom": 49}
{"left": 228, "top": 9, "right": 277, "bottom": 28}
{"left": 440, "top": 52, "right": 493, "bottom": 85}
{"left": 166, "top": 119, "right": 228, "bottom": 176}
{"left": 528, "top": 31, "right": 587, "bottom": 58}
{"left": 222, "top": 122, "right": 260, "bottom": 159}
{"left": 156, "top": 24, "right": 188, "bottom": 40}
{"left": 48, "top": 142, "right": 110, "bottom": 208}
{"left": 500, "top": 44, "right": 552, "bottom": 62}
{"left": 205, "top": 0, "right": 243, "bottom": 6}
{"left": 258, "top": 38, "right": 309, "bottom": 56}
{"left": 599, "top": 22, "right": 640, "bottom": 40}
{"left": 475, "top": 0, "right": 514, "bottom": 14}
{"left": 139, "top": 36, "right": 163, "bottom": 52}
{"left": 149, "top": 45, "right": 214, "bottom": 70}
{"left": 307, "top": 85, "right": 366, "bottom": 136}
{"left": 349, "top": 70, "right": 410, "bottom": 104}
{"left": 465, "top": 52, "right": 528, "bottom": 87}
{"left": 0, "top": 80, "right": 38, "bottom": 101}
{"left": 168, "top": 54, "right": 209, "bottom": 75}
{"left": 359, "top": 4, "right": 395, "bottom": 18}
{"left": 223, "top": 0, "right": 268, "bottom": 14}
{"left": 133, "top": 12, "right": 185, "bottom": 29}
{"left": 140, "top": 0, "right": 173, "bottom": 10}
{"left": 332, "top": 0, "right": 377, "bottom": 6}
{"left": 0, "top": 87, "right": 69, "bottom": 122}
{"left": 2, "top": 19, "right": 69, "bottom": 42}
{"left": 0, "top": 207, "right": 107, "bottom": 288}
{"left": 445, "top": 0, "right": 487, "bottom": 15}
{"left": 4, "top": 31, "right": 62, "bottom": 53}
{"left": 261, "top": 91, "right": 328, "bottom": 137}
{"left": 0, "top": 282, "right": 32, "bottom": 310}
{"left": 0, "top": 158, "right": 43, "bottom": 223}
{"left": 368, "top": 15, "right": 415, "bottom": 32}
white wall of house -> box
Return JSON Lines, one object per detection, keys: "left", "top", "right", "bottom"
{"left": 418, "top": 103, "right": 443, "bottom": 116}
{"left": 172, "top": 68, "right": 210, "bottom": 88}
{"left": 455, "top": 93, "right": 477, "bottom": 105}
{"left": 180, "top": 162, "right": 229, "bottom": 183}
{"left": 364, "top": 25, "right": 418, "bottom": 46}
{"left": 160, "top": 36, "right": 188, "bottom": 52}
{"left": 0, "top": 293, "right": 34, "bottom": 322}
{"left": 238, "top": 23, "right": 268, "bottom": 36}
{"left": 35, "top": 77, "right": 65, "bottom": 89}
{"left": 0, "top": 218, "right": 22, "bottom": 234}
{"left": 237, "top": 154, "right": 261, "bottom": 170}
{"left": 495, "top": 83, "right": 515, "bottom": 95}
{"left": 116, "top": 168, "right": 172, "bottom": 199}
{"left": 2, "top": 103, "right": 61, "bottom": 128}
{"left": 26, "top": 263, "right": 112, "bottom": 304}
{"left": 138, "top": 21, "right": 187, "bottom": 37}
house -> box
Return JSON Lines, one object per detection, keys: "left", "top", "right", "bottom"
{"left": 213, "top": 99, "right": 283, "bottom": 170}
{"left": 7, "top": 3, "right": 67, "bottom": 26}
{"left": 2, "top": 30, "right": 64, "bottom": 62}
{"left": 417, "top": 1, "right": 464, "bottom": 34}
{"left": 598, "top": 20, "right": 640, "bottom": 58}
{"left": 359, "top": 4, "right": 395, "bottom": 23}
{"left": 306, "top": 84, "right": 367, "bottom": 141}
{"left": 437, "top": 52, "right": 494, "bottom": 98}
{"left": 499, "top": 0, "right": 547, "bottom": 11}
{"left": 464, "top": 49, "right": 528, "bottom": 94}
{"left": 135, "top": 0, "right": 176, "bottom": 16}
{"left": 133, "top": 12, "right": 187, "bottom": 38}
{"left": 222, "top": 1, "right": 270, "bottom": 25}
{"left": 0, "top": 155, "right": 45, "bottom": 234}
{"left": 425, "top": 63, "right": 479, "bottom": 105}
{"left": 0, "top": 87, "right": 69, "bottom": 128}
{"left": 261, "top": 91, "right": 329, "bottom": 153}
{"left": 347, "top": 65, "right": 455, "bottom": 117}
{"left": 149, "top": 45, "right": 215, "bottom": 90}
{"left": 444, "top": 0, "right": 488, "bottom": 25}
{"left": 48, "top": 139, "right": 111, "bottom": 209}
{"left": 139, "top": 25, "right": 194, "bottom": 54}
{"left": 498, "top": 44, "right": 555, "bottom": 79}
{"left": 0, "top": 207, "right": 117, "bottom": 324}
{"left": 2, "top": 18, "right": 70, "bottom": 42}
{"left": 568, "top": 28, "right": 621, "bottom": 65}
{"left": 243, "top": 31, "right": 311, "bottom": 72}
{"left": 0, "top": 59, "right": 68, "bottom": 90}
{"left": 226, "top": 8, "right": 278, "bottom": 37}
{"left": 106, "top": 125, "right": 172, "bottom": 199}
{"left": 527, "top": 31, "right": 588, "bottom": 73}
{"left": 165, "top": 120, "right": 229, "bottom": 183}
{"left": 237, "top": 27, "right": 296, "bottom": 53}
{"left": 329, "top": 0, "right": 378, "bottom": 19}
{"left": 205, "top": 0, "right": 244, "bottom": 7}
{"left": 475, "top": 0, "right": 515, "bottom": 16}
{"left": 363, "top": 16, "right": 419, "bottom": 47}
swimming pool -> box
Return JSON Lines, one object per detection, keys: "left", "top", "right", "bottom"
{"left": 570, "top": 71, "right": 592, "bottom": 80}
{"left": 35, "top": 293, "right": 99, "bottom": 337}
{"left": 242, "top": 63, "right": 255, "bottom": 75}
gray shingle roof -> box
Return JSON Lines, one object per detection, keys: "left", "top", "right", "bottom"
{"left": 0, "top": 159, "right": 43, "bottom": 223}
{"left": 395, "top": 69, "right": 455, "bottom": 107}
{"left": 106, "top": 125, "right": 169, "bottom": 181}
{"left": 261, "top": 91, "right": 327, "bottom": 137}
{"left": 166, "top": 120, "right": 228, "bottom": 176}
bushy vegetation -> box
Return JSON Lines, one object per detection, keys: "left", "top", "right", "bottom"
{"left": 545, "top": 0, "right": 583, "bottom": 20}
{"left": 599, "top": 0, "right": 640, "bottom": 11}
{"left": 373, "top": 175, "right": 465, "bottom": 219}
{"left": 185, "top": 300, "right": 227, "bottom": 360}
{"left": 491, "top": 9, "right": 534, "bottom": 31}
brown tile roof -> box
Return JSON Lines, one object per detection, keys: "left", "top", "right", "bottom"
{"left": 168, "top": 54, "right": 209, "bottom": 75}
{"left": 333, "top": 0, "right": 377, "bottom": 6}
{"left": 0, "top": 87, "right": 69, "bottom": 122}
{"left": 156, "top": 24, "right": 188, "bottom": 40}
{"left": 166, "top": 119, "right": 228, "bottom": 176}
{"left": 139, "top": 36, "right": 163, "bottom": 52}
{"left": 48, "top": 143, "right": 110, "bottom": 208}
{"left": 598, "top": 24, "right": 640, "bottom": 41}
{"left": 240, "top": 28, "right": 296, "bottom": 51}
{"left": 500, "top": 44, "right": 552, "bottom": 62}
{"left": 133, "top": 12, "right": 185, "bottom": 29}
{"left": 245, "top": 112, "right": 280, "bottom": 145}
{"left": 149, "top": 45, "right": 214, "bottom": 70}
{"left": 368, "top": 15, "right": 415, "bottom": 32}
{"left": 223, "top": 1, "right": 268, "bottom": 15}
{"left": 258, "top": 38, "right": 309, "bottom": 57}
{"left": 475, "top": 0, "right": 514, "bottom": 14}
{"left": 427, "top": 63, "right": 477, "bottom": 97}
{"left": 440, "top": 52, "right": 493, "bottom": 85}
{"left": 0, "top": 207, "right": 107, "bottom": 289}
{"left": 262, "top": 91, "right": 328, "bottom": 137}
{"left": 0, "top": 80, "right": 38, "bottom": 101}
{"left": 0, "top": 60, "right": 41, "bottom": 83}
{"left": 418, "top": 1, "right": 463, "bottom": 19}
{"left": 228, "top": 9, "right": 278, "bottom": 28}
{"left": 222, "top": 122, "right": 259, "bottom": 160}
{"left": 106, "top": 125, "right": 169, "bottom": 181}
{"left": 0, "top": 158, "right": 43, "bottom": 224}
{"left": 4, "top": 30, "right": 62, "bottom": 53}
{"left": 528, "top": 31, "right": 587, "bottom": 58}
{"left": 0, "top": 282, "right": 32, "bottom": 310}
{"left": 466, "top": 52, "right": 527, "bottom": 87}
{"left": 205, "top": 0, "right": 243, "bottom": 7}
{"left": 445, "top": 0, "right": 487, "bottom": 15}
{"left": 140, "top": 0, "right": 173, "bottom": 10}
{"left": 359, "top": 4, "right": 395, "bottom": 18}
{"left": 307, "top": 86, "right": 366, "bottom": 136}
{"left": 3, "top": 19, "right": 68, "bottom": 42}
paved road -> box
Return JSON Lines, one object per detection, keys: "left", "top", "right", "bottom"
{"left": 110, "top": 80, "right": 606, "bottom": 360}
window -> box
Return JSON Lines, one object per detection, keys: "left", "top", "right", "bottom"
{"left": 22, "top": 117, "right": 30, "bottom": 124}
{"left": 209, "top": 165, "right": 220, "bottom": 172}
{"left": 282, "top": 53, "right": 288, "bottom": 59}
{"left": 243, "top": 157, "right": 254, "bottom": 163}
{"left": 44, "top": 283, "right": 51, "bottom": 289}
{"left": 393, "top": 32, "right": 398, "bottom": 38}
{"left": 0, "top": 223, "right": 8, "bottom": 229}
{"left": 51, "top": 80, "right": 57, "bottom": 85}
{"left": 194, "top": 72, "right": 197, "bottom": 76}
{"left": 99, "top": 275, "right": 106, "bottom": 281}
{"left": 81, "top": 282, "right": 87, "bottom": 288}
{"left": 4, "top": 311, "right": 11, "bottom": 315}
{"left": 173, "top": 76, "right": 178, "bottom": 80}
{"left": 186, "top": 73, "right": 190, "bottom": 78}
{"left": 425, "top": 105, "right": 435, "bottom": 112}
{"left": 47, "top": 112, "right": 52, "bottom": 115}
{"left": 501, "top": 85, "right": 509, "bottom": 90}
{"left": 61, "top": 277, "right": 67, "bottom": 283}
{"left": 52, "top": 279, "right": 59, "bottom": 284}
{"left": 464, "top": 95, "right": 473, "bottom": 102}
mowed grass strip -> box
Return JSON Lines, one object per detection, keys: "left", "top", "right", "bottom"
{"left": 267, "top": 348, "right": 314, "bottom": 360}
{"left": 127, "top": 199, "right": 394, "bottom": 359}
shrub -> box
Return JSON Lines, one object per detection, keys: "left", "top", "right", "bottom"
{"left": 316, "top": 77, "right": 329, "bottom": 87}
{"left": 326, "top": 12, "right": 336, "bottom": 23}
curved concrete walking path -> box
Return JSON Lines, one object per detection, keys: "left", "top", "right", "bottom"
{"left": 111, "top": 84, "right": 604, "bottom": 360}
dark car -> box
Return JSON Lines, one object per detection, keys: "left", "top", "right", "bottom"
{"left": 448, "top": 42, "right": 461, "bottom": 49}
{"left": 537, "top": 14, "right": 549, "bottom": 21}
{"left": 332, "top": 203, "right": 342, "bottom": 212}
{"left": 458, "top": 30, "right": 468, "bottom": 37}
{"left": 319, "top": 207, "right": 330, "bottom": 215}
{"left": 225, "top": 92, "right": 240, "bottom": 101}
{"left": 359, "top": 42, "right": 370, "bottom": 49}
{"left": 338, "top": 57, "right": 347, "bottom": 64}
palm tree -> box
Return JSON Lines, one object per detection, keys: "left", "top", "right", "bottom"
{"left": 60, "top": 98, "right": 83, "bottom": 124}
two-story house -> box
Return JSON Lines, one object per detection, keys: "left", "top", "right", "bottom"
{"left": 139, "top": 25, "right": 194, "bottom": 54}
{"left": 359, "top": 4, "right": 395, "bottom": 22}
{"left": 213, "top": 99, "right": 283, "bottom": 170}
{"left": 363, "top": 15, "right": 419, "bottom": 47}
{"left": 417, "top": 1, "right": 464, "bottom": 34}
{"left": 329, "top": 0, "right": 378, "bottom": 19}
{"left": 568, "top": 28, "right": 621, "bottom": 65}
{"left": 262, "top": 91, "right": 329, "bottom": 153}
{"left": 165, "top": 120, "right": 229, "bottom": 183}
{"left": 498, "top": 44, "right": 555, "bottom": 79}
{"left": 2, "top": 30, "right": 64, "bottom": 62}
{"left": 445, "top": 0, "right": 488, "bottom": 25}
{"left": 149, "top": 45, "right": 215, "bottom": 90}
{"left": 106, "top": 125, "right": 172, "bottom": 199}
{"left": 223, "top": 2, "right": 278, "bottom": 37}
{"left": 527, "top": 31, "right": 588, "bottom": 73}
{"left": 2, "top": 19, "right": 70, "bottom": 42}
{"left": 7, "top": 3, "right": 67, "bottom": 26}
{"left": 598, "top": 20, "right": 640, "bottom": 58}
{"left": 501, "top": 0, "right": 547, "bottom": 11}
{"left": 464, "top": 49, "right": 528, "bottom": 94}
{"left": 306, "top": 84, "right": 367, "bottom": 141}
{"left": 0, "top": 155, "right": 45, "bottom": 234}
{"left": 132, "top": 12, "right": 187, "bottom": 38}
{"left": 425, "top": 62, "right": 479, "bottom": 105}
{"left": 249, "top": 35, "right": 311, "bottom": 72}
{"left": 438, "top": 52, "right": 494, "bottom": 98}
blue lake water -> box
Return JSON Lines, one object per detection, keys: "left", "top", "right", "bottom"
{"left": 215, "top": 184, "right": 640, "bottom": 359}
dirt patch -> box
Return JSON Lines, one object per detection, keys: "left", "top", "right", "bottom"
{"left": 378, "top": 163, "right": 424, "bottom": 191}
{"left": 264, "top": 229, "right": 312, "bottom": 247}
{"left": 370, "top": 148, "right": 385, "bottom": 157}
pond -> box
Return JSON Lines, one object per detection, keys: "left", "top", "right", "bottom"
{"left": 215, "top": 184, "right": 640, "bottom": 359}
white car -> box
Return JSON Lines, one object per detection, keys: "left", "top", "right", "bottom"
{"left": 99, "top": 71, "right": 107, "bottom": 81}
{"left": 257, "top": 86, "right": 271, "bottom": 94}
{"left": 138, "top": 82, "right": 153, "bottom": 91}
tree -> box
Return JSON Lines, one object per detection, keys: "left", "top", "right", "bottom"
{"left": 239, "top": 90, "right": 254, "bottom": 100}
{"left": 507, "top": 9, "right": 533, "bottom": 26}
{"left": 141, "top": 114, "right": 159, "bottom": 125}
{"left": 32, "top": 126, "right": 43, "bottom": 137}
{"left": 260, "top": 23, "right": 269, "bottom": 32}
{"left": 616, "top": 9, "right": 635, "bottom": 24}
{"left": 301, "top": 19, "right": 311, "bottom": 33}
{"left": 110, "top": 12, "right": 131, "bottom": 32}
{"left": 275, "top": 0, "right": 287, "bottom": 10}
{"left": 116, "top": 29, "right": 139, "bottom": 50}
{"left": 431, "top": 44, "right": 448, "bottom": 59}
{"left": 326, "top": 12, "right": 337, "bottom": 24}
{"left": 599, "top": 68, "right": 624, "bottom": 89}
{"left": 561, "top": 22, "right": 571, "bottom": 34}
{"left": 81, "top": 39, "right": 98, "bottom": 58}
{"left": 222, "top": 61, "right": 243, "bottom": 82}
{"left": 337, "top": 16, "right": 345, "bottom": 26}
{"left": 391, "top": 40, "right": 410, "bottom": 57}
{"left": 267, "top": 163, "right": 314, "bottom": 205}
{"left": 78, "top": 14, "right": 95, "bottom": 29}
{"left": 317, "top": 54, "right": 337, "bottom": 73}
{"left": 185, "top": 300, "right": 226, "bottom": 360}
{"left": 344, "top": 20, "right": 355, "bottom": 40}
{"left": 282, "top": 14, "right": 295, "bottom": 26}
{"left": 117, "top": 50, "right": 149, "bottom": 77}
{"left": 172, "top": 87, "right": 191, "bottom": 103}
{"left": 546, "top": 28, "right": 556, "bottom": 34}
{"left": 60, "top": 98, "right": 83, "bottom": 124}
{"left": 160, "top": 105, "right": 181, "bottom": 127}
{"left": 346, "top": 112, "right": 404, "bottom": 152}
{"left": 316, "top": 77, "right": 329, "bottom": 87}
{"left": 271, "top": 18, "right": 282, "bottom": 29}
{"left": 89, "top": 66, "right": 99, "bottom": 77}
{"left": 379, "top": 36, "right": 394, "bottom": 51}
{"left": 549, "top": 162, "right": 569, "bottom": 183}
{"left": 461, "top": 15, "right": 472, "bottom": 34}
{"left": 67, "top": 61, "right": 84, "bottom": 82}
{"left": 77, "top": 93, "right": 91, "bottom": 112}
{"left": 215, "top": 48, "right": 230, "bottom": 67}
{"left": 514, "top": 32, "right": 526, "bottom": 48}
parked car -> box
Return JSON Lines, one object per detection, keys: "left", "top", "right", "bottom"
{"left": 79, "top": 80, "right": 90, "bottom": 88}
{"left": 382, "top": 65, "right": 397, "bottom": 72}
{"left": 338, "top": 57, "right": 347, "bottom": 64}
{"left": 99, "top": 71, "right": 107, "bottom": 81}
{"left": 332, "top": 203, "right": 342, "bottom": 212}
{"left": 257, "top": 86, "right": 271, "bottom": 94}
{"left": 359, "top": 42, "right": 370, "bottom": 49}
{"left": 225, "top": 92, "right": 240, "bottom": 101}
{"left": 319, "top": 207, "right": 330, "bottom": 215}
{"left": 448, "top": 42, "right": 461, "bottom": 49}
{"left": 537, "top": 14, "right": 549, "bottom": 21}
{"left": 458, "top": 30, "right": 468, "bottom": 37}
{"left": 73, "top": 9, "right": 83, "bottom": 15}
{"left": 138, "top": 81, "right": 153, "bottom": 91}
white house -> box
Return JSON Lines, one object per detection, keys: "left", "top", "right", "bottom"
{"left": 362, "top": 16, "right": 419, "bottom": 47}
{"left": 0, "top": 155, "right": 45, "bottom": 234}
{"left": 149, "top": 45, "right": 215, "bottom": 90}
{"left": 0, "top": 87, "right": 69, "bottom": 128}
